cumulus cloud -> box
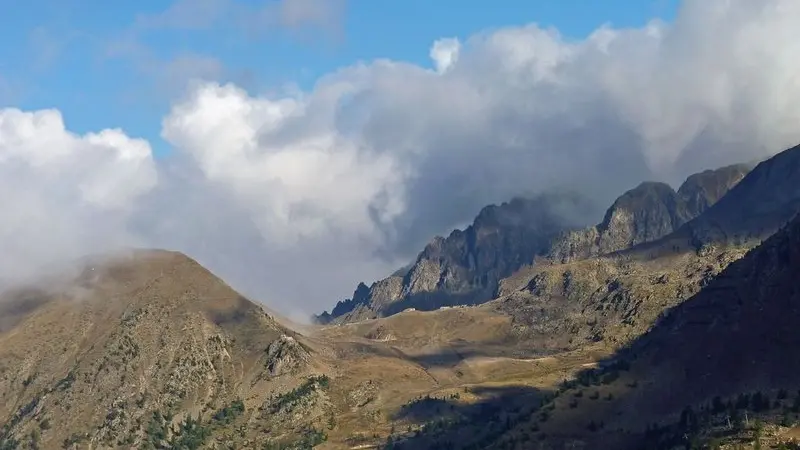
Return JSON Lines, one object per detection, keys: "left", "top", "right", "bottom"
{"left": 161, "top": 82, "right": 406, "bottom": 243}
{"left": 3, "top": 0, "right": 800, "bottom": 318}
{"left": 0, "top": 108, "right": 156, "bottom": 283}
{"left": 430, "top": 38, "right": 461, "bottom": 73}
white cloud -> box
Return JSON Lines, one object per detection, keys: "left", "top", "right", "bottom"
{"left": 0, "top": 108, "right": 156, "bottom": 283}
{"left": 3, "top": 0, "right": 800, "bottom": 318}
{"left": 161, "top": 82, "right": 406, "bottom": 243}
{"left": 430, "top": 38, "right": 460, "bottom": 73}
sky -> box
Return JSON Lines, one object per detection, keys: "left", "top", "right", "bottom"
{"left": 1, "top": 0, "right": 678, "bottom": 154}
{"left": 1, "top": 0, "right": 799, "bottom": 321}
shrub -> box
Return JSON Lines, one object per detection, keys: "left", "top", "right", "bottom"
{"left": 212, "top": 399, "right": 245, "bottom": 425}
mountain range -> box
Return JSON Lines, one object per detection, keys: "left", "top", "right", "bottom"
{"left": 318, "top": 162, "right": 751, "bottom": 325}
{"left": 2, "top": 143, "right": 800, "bottom": 449}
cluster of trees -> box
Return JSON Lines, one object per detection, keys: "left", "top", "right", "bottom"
{"left": 388, "top": 393, "right": 542, "bottom": 449}
{"left": 261, "top": 428, "right": 327, "bottom": 449}
{"left": 267, "top": 375, "right": 330, "bottom": 413}
{"left": 141, "top": 400, "right": 244, "bottom": 450}
{"left": 641, "top": 389, "right": 800, "bottom": 449}
{"left": 212, "top": 400, "right": 245, "bottom": 425}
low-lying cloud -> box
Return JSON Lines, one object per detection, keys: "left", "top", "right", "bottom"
{"left": 2, "top": 0, "right": 800, "bottom": 319}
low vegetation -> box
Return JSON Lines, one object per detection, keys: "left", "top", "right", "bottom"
{"left": 266, "top": 375, "right": 330, "bottom": 413}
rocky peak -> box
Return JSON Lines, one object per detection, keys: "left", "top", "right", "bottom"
{"left": 596, "top": 181, "right": 688, "bottom": 253}
{"left": 318, "top": 192, "right": 599, "bottom": 323}
{"left": 324, "top": 282, "right": 371, "bottom": 320}
{"left": 677, "top": 163, "right": 751, "bottom": 214}
{"left": 550, "top": 164, "right": 751, "bottom": 262}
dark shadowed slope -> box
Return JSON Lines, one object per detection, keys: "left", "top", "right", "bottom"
{"left": 494, "top": 209, "right": 800, "bottom": 449}
{"left": 631, "top": 209, "right": 800, "bottom": 412}
{"left": 685, "top": 143, "right": 800, "bottom": 248}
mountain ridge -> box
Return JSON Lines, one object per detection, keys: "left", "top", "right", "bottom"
{"left": 320, "top": 163, "right": 751, "bottom": 325}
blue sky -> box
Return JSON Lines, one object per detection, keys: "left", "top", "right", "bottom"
{"left": 0, "top": 0, "right": 678, "bottom": 156}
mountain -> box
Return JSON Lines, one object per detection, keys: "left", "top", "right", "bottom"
{"left": 0, "top": 250, "right": 333, "bottom": 449}
{"left": 490, "top": 149, "right": 800, "bottom": 358}
{"left": 321, "top": 163, "right": 750, "bottom": 325}
{"left": 318, "top": 192, "right": 601, "bottom": 324}
{"left": 378, "top": 143, "right": 800, "bottom": 449}
{"left": 377, "top": 144, "right": 800, "bottom": 449}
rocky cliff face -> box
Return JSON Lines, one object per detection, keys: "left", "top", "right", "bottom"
{"left": 319, "top": 193, "right": 600, "bottom": 323}
{"left": 321, "top": 164, "right": 750, "bottom": 325}
{"left": 549, "top": 164, "right": 751, "bottom": 262}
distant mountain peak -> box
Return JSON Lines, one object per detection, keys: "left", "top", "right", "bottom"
{"left": 549, "top": 163, "right": 751, "bottom": 263}
{"left": 317, "top": 192, "right": 601, "bottom": 323}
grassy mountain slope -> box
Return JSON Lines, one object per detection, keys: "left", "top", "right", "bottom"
{"left": 0, "top": 251, "right": 577, "bottom": 450}
{"left": 0, "top": 250, "right": 333, "bottom": 449}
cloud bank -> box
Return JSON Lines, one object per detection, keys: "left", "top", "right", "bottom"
{"left": 2, "top": 0, "right": 800, "bottom": 319}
